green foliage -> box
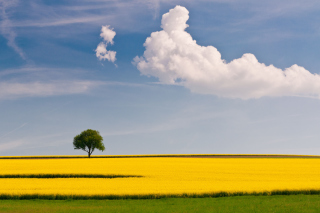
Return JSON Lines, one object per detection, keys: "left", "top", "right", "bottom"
{"left": 73, "top": 129, "right": 105, "bottom": 157}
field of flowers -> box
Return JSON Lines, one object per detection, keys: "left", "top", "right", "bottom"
{"left": 1, "top": 157, "right": 320, "bottom": 198}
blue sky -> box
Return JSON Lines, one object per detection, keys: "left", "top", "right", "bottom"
{"left": 1, "top": 0, "right": 320, "bottom": 156}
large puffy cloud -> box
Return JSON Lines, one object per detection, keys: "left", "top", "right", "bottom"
{"left": 134, "top": 5, "right": 320, "bottom": 99}
{"left": 95, "top": 25, "right": 116, "bottom": 63}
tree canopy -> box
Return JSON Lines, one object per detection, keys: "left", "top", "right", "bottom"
{"left": 73, "top": 129, "right": 105, "bottom": 157}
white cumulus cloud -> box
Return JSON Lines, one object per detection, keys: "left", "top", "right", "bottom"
{"left": 134, "top": 5, "right": 320, "bottom": 99}
{"left": 95, "top": 25, "right": 116, "bottom": 63}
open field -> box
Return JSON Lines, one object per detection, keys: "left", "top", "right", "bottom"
{"left": 1, "top": 155, "right": 320, "bottom": 199}
{"left": 1, "top": 195, "right": 320, "bottom": 213}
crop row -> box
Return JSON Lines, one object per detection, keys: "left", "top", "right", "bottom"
{"left": 2, "top": 189, "right": 320, "bottom": 200}
{"left": 0, "top": 174, "right": 142, "bottom": 178}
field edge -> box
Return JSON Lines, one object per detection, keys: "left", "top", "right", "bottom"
{"left": 2, "top": 189, "right": 320, "bottom": 200}
{"left": 1, "top": 154, "right": 320, "bottom": 159}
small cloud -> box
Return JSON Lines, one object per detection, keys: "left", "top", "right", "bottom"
{"left": 95, "top": 25, "right": 116, "bottom": 63}
{"left": 134, "top": 5, "right": 320, "bottom": 99}
{"left": 100, "top": 25, "right": 116, "bottom": 44}
{"left": 96, "top": 42, "right": 116, "bottom": 62}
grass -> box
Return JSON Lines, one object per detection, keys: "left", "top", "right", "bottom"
{"left": 0, "top": 174, "right": 142, "bottom": 178}
{"left": 1, "top": 195, "right": 320, "bottom": 213}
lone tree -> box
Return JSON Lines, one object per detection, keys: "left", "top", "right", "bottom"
{"left": 73, "top": 129, "right": 105, "bottom": 158}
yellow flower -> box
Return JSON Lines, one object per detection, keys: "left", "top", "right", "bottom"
{"left": 0, "top": 157, "right": 320, "bottom": 196}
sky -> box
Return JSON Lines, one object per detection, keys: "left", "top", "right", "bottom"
{"left": 1, "top": 0, "right": 320, "bottom": 156}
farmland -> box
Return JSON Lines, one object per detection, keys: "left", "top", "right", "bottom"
{"left": 1, "top": 155, "right": 320, "bottom": 198}
{"left": 2, "top": 195, "right": 320, "bottom": 213}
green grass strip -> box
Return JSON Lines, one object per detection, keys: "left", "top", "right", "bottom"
{"left": 1, "top": 189, "right": 320, "bottom": 200}
{"left": 0, "top": 174, "right": 142, "bottom": 178}
{"left": 1, "top": 195, "right": 320, "bottom": 213}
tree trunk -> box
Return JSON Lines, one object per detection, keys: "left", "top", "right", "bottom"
{"left": 88, "top": 148, "right": 91, "bottom": 158}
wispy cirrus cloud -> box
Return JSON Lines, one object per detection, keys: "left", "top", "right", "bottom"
{"left": 0, "top": 140, "right": 25, "bottom": 152}
{"left": 0, "top": 66, "right": 105, "bottom": 100}
{"left": 5, "top": 0, "right": 320, "bottom": 28}
{"left": 9, "top": 0, "right": 156, "bottom": 31}
{"left": 0, "top": 80, "right": 103, "bottom": 100}
{"left": 12, "top": 16, "right": 111, "bottom": 28}
{"left": 101, "top": 106, "right": 228, "bottom": 137}
{"left": 0, "top": 123, "right": 27, "bottom": 139}
{"left": 0, "top": 0, "right": 26, "bottom": 60}
{"left": 0, "top": 66, "right": 153, "bottom": 100}
{"left": 6, "top": 0, "right": 320, "bottom": 39}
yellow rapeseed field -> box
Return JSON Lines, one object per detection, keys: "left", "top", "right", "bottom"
{"left": 1, "top": 157, "right": 320, "bottom": 196}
